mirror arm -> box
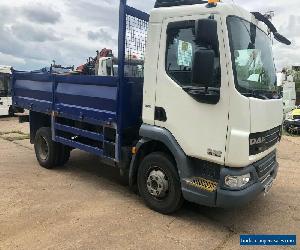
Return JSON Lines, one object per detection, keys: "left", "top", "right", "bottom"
{"left": 251, "top": 12, "right": 291, "bottom": 45}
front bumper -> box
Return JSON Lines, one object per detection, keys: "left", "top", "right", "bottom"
{"left": 182, "top": 151, "right": 279, "bottom": 208}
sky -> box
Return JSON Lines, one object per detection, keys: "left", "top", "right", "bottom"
{"left": 0, "top": 0, "right": 299, "bottom": 71}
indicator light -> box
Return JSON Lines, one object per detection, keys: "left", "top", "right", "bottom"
{"left": 207, "top": 0, "right": 219, "bottom": 7}
{"left": 131, "top": 147, "right": 137, "bottom": 155}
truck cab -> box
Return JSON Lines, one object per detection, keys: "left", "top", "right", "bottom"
{"left": 139, "top": 0, "right": 285, "bottom": 210}
{"left": 0, "top": 66, "right": 13, "bottom": 116}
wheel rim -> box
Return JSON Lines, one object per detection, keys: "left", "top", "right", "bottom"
{"left": 37, "top": 136, "right": 49, "bottom": 161}
{"left": 146, "top": 167, "right": 169, "bottom": 199}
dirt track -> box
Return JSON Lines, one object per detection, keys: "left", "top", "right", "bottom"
{"left": 0, "top": 117, "right": 299, "bottom": 250}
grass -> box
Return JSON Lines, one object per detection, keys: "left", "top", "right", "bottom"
{"left": 0, "top": 130, "right": 28, "bottom": 136}
{"left": 0, "top": 130, "right": 30, "bottom": 141}
{"left": 2, "top": 135, "right": 30, "bottom": 142}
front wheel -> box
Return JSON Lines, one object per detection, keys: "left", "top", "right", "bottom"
{"left": 137, "top": 152, "right": 183, "bottom": 214}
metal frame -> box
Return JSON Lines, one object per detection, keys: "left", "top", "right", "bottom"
{"left": 117, "top": 0, "right": 150, "bottom": 161}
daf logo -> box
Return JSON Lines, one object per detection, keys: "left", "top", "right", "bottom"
{"left": 250, "top": 137, "right": 266, "bottom": 146}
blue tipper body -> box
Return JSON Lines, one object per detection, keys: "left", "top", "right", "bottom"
{"left": 11, "top": 0, "right": 149, "bottom": 163}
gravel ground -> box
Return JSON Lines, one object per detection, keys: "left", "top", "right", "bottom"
{"left": 0, "top": 116, "right": 299, "bottom": 250}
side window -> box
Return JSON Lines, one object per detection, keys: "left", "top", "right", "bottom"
{"left": 166, "top": 20, "right": 221, "bottom": 88}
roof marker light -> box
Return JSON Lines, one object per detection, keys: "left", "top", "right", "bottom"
{"left": 207, "top": 0, "right": 219, "bottom": 7}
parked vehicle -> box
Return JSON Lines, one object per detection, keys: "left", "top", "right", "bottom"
{"left": 77, "top": 48, "right": 144, "bottom": 77}
{"left": 277, "top": 72, "right": 297, "bottom": 115}
{"left": 12, "top": 0, "right": 291, "bottom": 214}
{"left": 282, "top": 81, "right": 297, "bottom": 115}
{"left": 284, "top": 106, "right": 300, "bottom": 134}
{"left": 0, "top": 66, "right": 24, "bottom": 116}
{"left": 0, "top": 66, "right": 12, "bottom": 116}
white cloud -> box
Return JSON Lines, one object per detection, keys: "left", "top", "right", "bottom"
{"left": 0, "top": 0, "right": 298, "bottom": 71}
{"left": 12, "top": 23, "right": 63, "bottom": 42}
{"left": 0, "top": 52, "right": 25, "bottom": 66}
{"left": 22, "top": 3, "right": 61, "bottom": 24}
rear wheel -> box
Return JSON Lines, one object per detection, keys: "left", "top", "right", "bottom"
{"left": 34, "top": 127, "right": 70, "bottom": 169}
{"left": 137, "top": 152, "right": 183, "bottom": 214}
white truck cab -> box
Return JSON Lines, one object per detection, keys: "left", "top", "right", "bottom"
{"left": 97, "top": 57, "right": 115, "bottom": 76}
{"left": 138, "top": 0, "right": 289, "bottom": 210}
{"left": 0, "top": 66, "right": 13, "bottom": 116}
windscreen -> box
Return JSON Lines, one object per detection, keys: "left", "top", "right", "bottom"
{"left": 227, "top": 16, "right": 278, "bottom": 99}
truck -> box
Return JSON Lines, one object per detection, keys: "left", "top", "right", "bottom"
{"left": 282, "top": 81, "right": 297, "bottom": 115}
{"left": 0, "top": 65, "right": 13, "bottom": 116}
{"left": 11, "top": 0, "right": 291, "bottom": 214}
{"left": 0, "top": 65, "right": 24, "bottom": 116}
{"left": 277, "top": 72, "right": 297, "bottom": 114}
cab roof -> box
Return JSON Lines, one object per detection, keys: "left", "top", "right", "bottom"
{"left": 0, "top": 65, "right": 12, "bottom": 74}
{"left": 149, "top": 2, "right": 268, "bottom": 34}
{"left": 154, "top": 0, "right": 208, "bottom": 8}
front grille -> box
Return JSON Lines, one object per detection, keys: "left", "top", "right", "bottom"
{"left": 253, "top": 151, "right": 277, "bottom": 181}
{"left": 294, "top": 115, "right": 300, "bottom": 120}
{"left": 264, "top": 127, "right": 281, "bottom": 147}
{"left": 249, "top": 126, "right": 281, "bottom": 155}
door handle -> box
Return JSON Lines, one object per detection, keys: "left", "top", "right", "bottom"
{"left": 155, "top": 107, "right": 167, "bottom": 122}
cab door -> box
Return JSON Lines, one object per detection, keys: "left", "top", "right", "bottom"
{"left": 154, "top": 15, "right": 230, "bottom": 164}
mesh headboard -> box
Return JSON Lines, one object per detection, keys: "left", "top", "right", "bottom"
{"left": 118, "top": 1, "right": 150, "bottom": 78}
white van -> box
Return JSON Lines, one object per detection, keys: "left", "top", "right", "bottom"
{"left": 0, "top": 66, "right": 13, "bottom": 116}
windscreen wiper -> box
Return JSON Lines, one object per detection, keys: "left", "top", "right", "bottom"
{"left": 182, "top": 86, "right": 219, "bottom": 92}
{"left": 251, "top": 12, "right": 291, "bottom": 45}
{"left": 240, "top": 92, "right": 267, "bottom": 100}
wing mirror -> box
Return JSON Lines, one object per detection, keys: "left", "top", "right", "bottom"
{"left": 195, "top": 19, "right": 218, "bottom": 50}
{"left": 192, "top": 49, "right": 215, "bottom": 87}
{"left": 190, "top": 49, "right": 220, "bottom": 104}
{"left": 182, "top": 18, "right": 220, "bottom": 104}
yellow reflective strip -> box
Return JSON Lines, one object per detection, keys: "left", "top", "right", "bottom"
{"left": 187, "top": 177, "right": 218, "bottom": 192}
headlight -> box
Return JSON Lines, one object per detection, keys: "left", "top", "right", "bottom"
{"left": 224, "top": 173, "right": 251, "bottom": 188}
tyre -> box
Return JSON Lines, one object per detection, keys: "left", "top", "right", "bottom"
{"left": 137, "top": 152, "right": 183, "bottom": 214}
{"left": 56, "top": 145, "right": 71, "bottom": 166}
{"left": 34, "top": 127, "right": 61, "bottom": 169}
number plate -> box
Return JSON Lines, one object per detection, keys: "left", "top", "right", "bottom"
{"left": 264, "top": 178, "right": 274, "bottom": 195}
